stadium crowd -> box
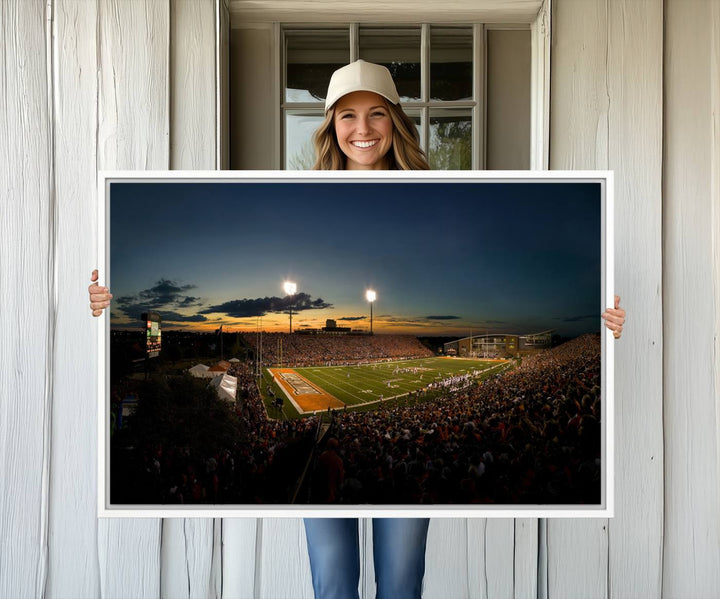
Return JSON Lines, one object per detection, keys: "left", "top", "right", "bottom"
{"left": 115, "top": 361, "right": 320, "bottom": 504}
{"left": 115, "top": 334, "right": 601, "bottom": 506}
{"left": 310, "top": 334, "right": 602, "bottom": 505}
{"left": 219, "top": 362, "right": 321, "bottom": 503}
{"left": 242, "top": 332, "right": 433, "bottom": 367}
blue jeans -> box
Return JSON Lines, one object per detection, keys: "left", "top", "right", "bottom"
{"left": 303, "top": 518, "right": 430, "bottom": 599}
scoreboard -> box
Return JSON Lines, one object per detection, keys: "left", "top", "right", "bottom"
{"left": 141, "top": 312, "right": 162, "bottom": 358}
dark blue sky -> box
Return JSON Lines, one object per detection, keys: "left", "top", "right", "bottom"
{"left": 110, "top": 181, "right": 602, "bottom": 336}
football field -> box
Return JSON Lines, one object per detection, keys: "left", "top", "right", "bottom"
{"left": 267, "top": 356, "right": 510, "bottom": 415}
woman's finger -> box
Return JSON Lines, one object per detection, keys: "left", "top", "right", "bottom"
{"left": 603, "top": 319, "right": 623, "bottom": 339}
{"left": 602, "top": 313, "right": 624, "bottom": 326}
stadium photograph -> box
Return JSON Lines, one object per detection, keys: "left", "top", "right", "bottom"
{"left": 105, "top": 175, "right": 606, "bottom": 511}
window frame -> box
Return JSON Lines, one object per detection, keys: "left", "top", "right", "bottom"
{"left": 281, "top": 23, "right": 489, "bottom": 170}
{"left": 266, "top": 1, "right": 550, "bottom": 171}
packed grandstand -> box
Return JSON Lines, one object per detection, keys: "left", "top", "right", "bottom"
{"left": 316, "top": 334, "right": 601, "bottom": 504}
{"left": 112, "top": 332, "right": 602, "bottom": 505}
{"left": 242, "top": 332, "right": 434, "bottom": 366}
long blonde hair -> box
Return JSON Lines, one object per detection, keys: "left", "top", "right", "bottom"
{"left": 312, "top": 100, "right": 430, "bottom": 171}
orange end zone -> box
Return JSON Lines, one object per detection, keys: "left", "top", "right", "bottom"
{"left": 268, "top": 368, "right": 345, "bottom": 412}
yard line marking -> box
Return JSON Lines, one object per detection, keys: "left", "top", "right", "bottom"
{"left": 298, "top": 369, "right": 369, "bottom": 403}
{"left": 268, "top": 368, "right": 344, "bottom": 413}
{"left": 286, "top": 358, "right": 511, "bottom": 409}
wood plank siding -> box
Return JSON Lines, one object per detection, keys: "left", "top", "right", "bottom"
{"left": 549, "top": 1, "right": 664, "bottom": 597}
{"left": 663, "top": 1, "right": 720, "bottom": 595}
{"left": 1, "top": 0, "right": 719, "bottom": 597}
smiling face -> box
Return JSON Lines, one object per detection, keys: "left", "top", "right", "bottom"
{"left": 333, "top": 91, "right": 394, "bottom": 170}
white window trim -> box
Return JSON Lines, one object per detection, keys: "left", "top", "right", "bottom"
{"left": 269, "top": 5, "right": 550, "bottom": 170}
{"left": 273, "top": 22, "right": 282, "bottom": 170}
{"left": 530, "top": 0, "right": 551, "bottom": 170}
{"left": 281, "top": 23, "right": 482, "bottom": 170}
{"left": 228, "top": 1, "right": 544, "bottom": 25}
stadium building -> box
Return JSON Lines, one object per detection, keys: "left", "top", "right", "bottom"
{"left": 321, "top": 319, "right": 351, "bottom": 334}
{"left": 296, "top": 319, "right": 355, "bottom": 335}
{"left": 444, "top": 329, "right": 554, "bottom": 358}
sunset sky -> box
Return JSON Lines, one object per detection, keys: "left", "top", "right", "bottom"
{"left": 109, "top": 180, "right": 602, "bottom": 337}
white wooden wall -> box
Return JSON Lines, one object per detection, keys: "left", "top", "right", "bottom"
{"left": 1, "top": 0, "right": 719, "bottom": 597}
{"left": 663, "top": 1, "right": 720, "bottom": 595}
{"left": 549, "top": 1, "right": 664, "bottom": 596}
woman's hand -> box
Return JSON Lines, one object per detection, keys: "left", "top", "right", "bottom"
{"left": 89, "top": 269, "right": 112, "bottom": 317}
{"left": 602, "top": 295, "right": 625, "bottom": 339}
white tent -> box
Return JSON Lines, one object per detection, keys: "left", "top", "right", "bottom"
{"left": 188, "top": 364, "right": 214, "bottom": 379}
{"left": 209, "top": 373, "right": 237, "bottom": 403}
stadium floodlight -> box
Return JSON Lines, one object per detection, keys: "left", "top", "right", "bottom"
{"left": 284, "top": 281, "right": 297, "bottom": 333}
{"left": 366, "top": 289, "right": 376, "bottom": 334}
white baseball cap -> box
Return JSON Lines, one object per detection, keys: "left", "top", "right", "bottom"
{"left": 324, "top": 60, "right": 400, "bottom": 112}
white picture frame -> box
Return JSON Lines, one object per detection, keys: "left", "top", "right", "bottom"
{"left": 97, "top": 170, "right": 614, "bottom": 518}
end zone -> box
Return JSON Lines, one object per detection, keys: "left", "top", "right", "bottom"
{"left": 268, "top": 368, "right": 345, "bottom": 414}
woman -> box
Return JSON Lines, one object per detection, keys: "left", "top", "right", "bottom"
{"left": 298, "top": 59, "right": 628, "bottom": 599}
{"left": 302, "top": 60, "right": 432, "bottom": 599}
{"left": 312, "top": 60, "right": 428, "bottom": 172}
{"left": 88, "top": 60, "right": 626, "bottom": 599}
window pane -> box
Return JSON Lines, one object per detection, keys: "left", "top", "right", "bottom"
{"left": 285, "top": 112, "right": 324, "bottom": 170}
{"left": 286, "top": 30, "right": 349, "bottom": 103}
{"left": 359, "top": 28, "right": 421, "bottom": 102}
{"left": 402, "top": 108, "right": 423, "bottom": 148}
{"left": 430, "top": 27, "right": 473, "bottom": 101}
{"left": 429, "top": 109, "right": 472, "bottom": 170}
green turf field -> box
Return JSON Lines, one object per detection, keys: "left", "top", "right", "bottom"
{"left": 292, "top": 357, "right": 509, "bottom": 408}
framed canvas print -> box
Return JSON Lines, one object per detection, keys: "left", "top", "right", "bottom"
{"left": 97, "top": 170, "right": 614, "bottom": 518}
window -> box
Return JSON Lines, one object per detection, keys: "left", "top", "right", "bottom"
{"left": 283, "top": 25, "right": 481, "bottom": 170}
{"left": 228, "top": 23, "right": 531, "bottom": 170}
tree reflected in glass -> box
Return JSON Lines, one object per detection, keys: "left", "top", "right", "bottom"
{"left": 429, "top": 112, "right": 472, "bottom": 170}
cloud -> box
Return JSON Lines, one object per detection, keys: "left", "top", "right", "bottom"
{"left": 338, "top": 316, "right": 367, "bottom": 321}
{"left": 156, "top": 311, "right": 208, "bottom": 323}
{"left": 559, "top": 314, "right": 596, "bottom": 322}
{"left": 378, "top": 315, "right": 418, "bottom": 323}
{"left": 426, "top": 315, "right": 461, "bottom": 320}
{"left": 201, "top": 292, "right": 332, "bottom": 318}
{"left": 138, "top": 278, "right": 197, "bottom": 303}
{"left": 375, "top": 315, "right": 453, "bottom": 329}
{"left": 178, "top": 296, "right": 202, "bottom": 307}
{"left": 113, "top": 278, "right": 207, "bottom": 323}
{"left": 378, "top": 315, "right": 416, "bottom": 322}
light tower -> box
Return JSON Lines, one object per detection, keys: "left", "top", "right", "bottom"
{"left": 284, "top": 281, "right": 297, "bottom": 333}
{"left": 366, "top": 289, "right": 376, "bottom": 334}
